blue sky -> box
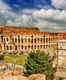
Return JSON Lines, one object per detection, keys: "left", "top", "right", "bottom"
{"left": 0, "top": 0, "right": 66, "bottom": 32}
{"left": 3, "top": 0, "right": 53, "bottom": 11}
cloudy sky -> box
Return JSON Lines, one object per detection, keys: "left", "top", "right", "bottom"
{"left": 0, "top": 0, "right": 66, "bottom": 32}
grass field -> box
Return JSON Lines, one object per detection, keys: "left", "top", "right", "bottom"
{"left": 3, "top": 54, "right": 27, "bottom": 65}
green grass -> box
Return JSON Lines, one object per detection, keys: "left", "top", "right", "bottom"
{"left": 3, "top": 54, "right": 27, "bottom": 65}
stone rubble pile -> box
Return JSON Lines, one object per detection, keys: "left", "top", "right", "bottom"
{"left": 0, "top": 70, "right": 27, "bottom": 80}
{"left": 0, "top": 73, "right": 46, "bottom": 80}
{"left": 29, "top": 74, "right": 46, "bottom": 80}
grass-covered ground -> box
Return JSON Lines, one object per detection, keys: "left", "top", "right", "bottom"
{"left": 3, "top": 54, "right": 27, "bottom": 65}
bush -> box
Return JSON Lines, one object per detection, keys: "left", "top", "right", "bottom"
{"left": 25, "top": 51, "right": 56, "bottom": 77}
{"left": 0, "top": 54, "right": 4, "bottom": 60}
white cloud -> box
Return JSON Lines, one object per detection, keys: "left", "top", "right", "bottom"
{"left": 6, "top": 9, "right": 66, "bottom": 32}
{"left": 0, "top": 0, "right": 66, "bottom": 32}
{"left": 22, "top": 9, "right": 36, "bottom": 14}
{"left": 32, "top": 9, "right": 66, "bottom": 32}
{"left": 51, "top": 0, "right": 66, "bottom": 9}
{"left": 0, "top": 0, "right": 16, "bottom": 16}
{"left": 7, "top": 14, "right": 33, "bottom": 27}
{"left": 33, "top": 9, "right": 66, "bottom": 22}
{"left": 0, "top": 0, "right": 10, "bottom": 10}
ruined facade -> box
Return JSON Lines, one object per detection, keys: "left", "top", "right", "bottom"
{"left": 0, "top": 25, "right": 63, "bottom": 54}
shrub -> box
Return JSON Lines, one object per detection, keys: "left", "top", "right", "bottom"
{"left": 25, "top": 51, "right": 56, "bottom": 77}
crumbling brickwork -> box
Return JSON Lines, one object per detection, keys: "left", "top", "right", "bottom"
{"left": 0, "top": 25, "right": 63, "bottom": 54}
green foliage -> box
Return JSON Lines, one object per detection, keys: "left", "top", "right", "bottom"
{"left": 0, "top": 54, "right": 4, "bottom": 60}
{"left": 25, "top": 51, "right": 56, "bottom": 76}
{"left": 59, "top": 77, "right": 64, "bottom": 80}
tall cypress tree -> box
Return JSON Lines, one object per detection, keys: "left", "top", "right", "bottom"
{"left": 25, "top": 51, "right": 56, "bottom": 77}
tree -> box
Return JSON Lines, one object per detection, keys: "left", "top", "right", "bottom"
{"left": 0, "top": 54, "right": 4, "bottom": 60}
{"left": 25, "top": 50, "right": 56, "bottom": 77}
